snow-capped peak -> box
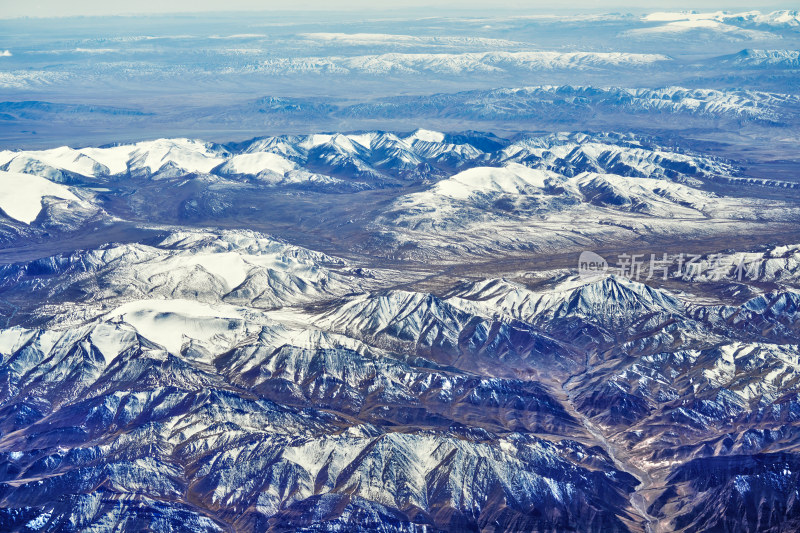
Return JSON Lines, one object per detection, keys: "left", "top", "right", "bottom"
{"left": 0, "top": 170, "right": 81, "bottom": 224}
{"left": 405, "top": 129, "right": 446, "bottom": 144}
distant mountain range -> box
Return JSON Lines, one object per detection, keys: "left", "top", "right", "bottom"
{"left": 4, "top": 82, "right": 800, "bottom": 149}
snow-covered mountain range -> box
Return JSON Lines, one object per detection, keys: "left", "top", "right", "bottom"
{"left": 1, "top": 219, "right": 800, "bottom": 530}
{"left": 2, "top": 7, "right": 800, "bottom": 531}
{"left": 0, "top": 130, "right": 745, "bottom": 186}
{"left": 2, "top": 130, "right": 797, "bottom": 264}
{"left": 259, "top": 51, "right": 672, "bottom": 76}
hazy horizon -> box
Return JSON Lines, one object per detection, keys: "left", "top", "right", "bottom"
{"left": 4, "top": 1, "right": 799, "bottom": 19}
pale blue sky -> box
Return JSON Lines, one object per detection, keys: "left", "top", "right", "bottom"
{"left": 4, "top": 0, "right": 796, "bottom": 19}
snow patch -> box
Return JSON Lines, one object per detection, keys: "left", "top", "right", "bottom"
{"left": 0, "top": 170, "right": 79, "bottom": 224}
{"left": 107, "top": 299, "right": 248, "bottom": 355}
{"left": 24, "top": 510, "right": 52, "bottom": 530}
{"left": 406, "top": 129, "right": 446, "bottom": 144}
{"left": 219, "top": 152, "right": 297, "bottom": 175}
